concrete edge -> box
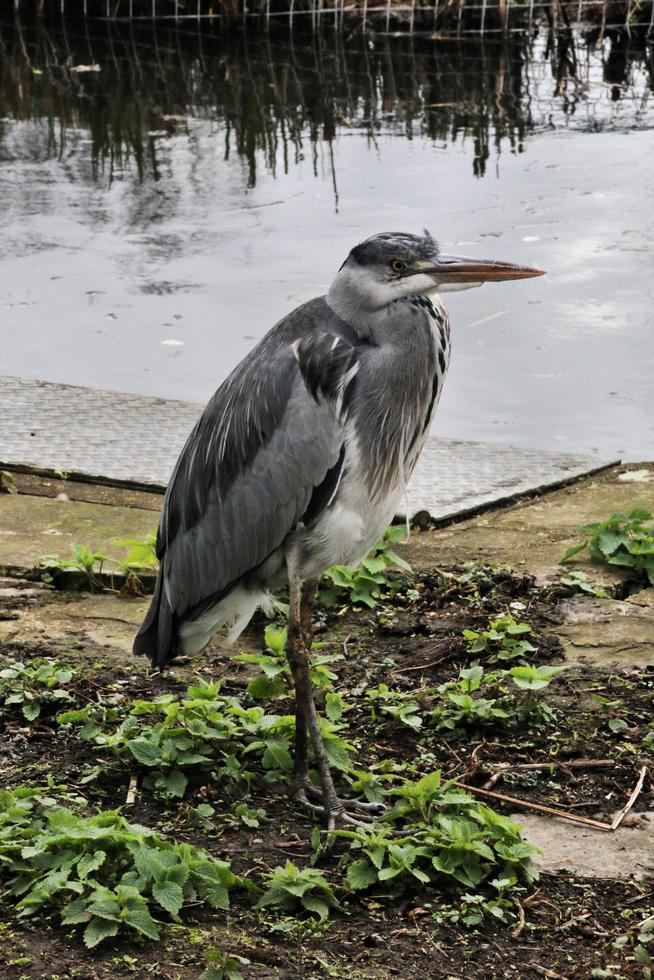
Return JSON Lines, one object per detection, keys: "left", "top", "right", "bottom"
{"left": 0, "top": 461, "right": 166, "bottom": 496}
{"left": 396, "top": 459, "right": 623, "bottom": 528}
{"left": 3, "top": 458, "right": 623, "bottom": 532}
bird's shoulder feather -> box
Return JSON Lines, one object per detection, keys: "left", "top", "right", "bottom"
{"left": 154, "top": 297, "right": 364, "bottom": 621}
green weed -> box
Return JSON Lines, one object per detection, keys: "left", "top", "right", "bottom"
{"left": 0, "top": 786, "right": 248, "bottom": 948}
{"left": 0, "top": 470, "right": 17, "bottom": 494}
{"left": 40, "top": 531, "right": 158, "bottom": 593}
{"left": 40, "top": 544, "right": 110, "bottom": 589}
{"left": 431, "top": 662, "right": 562, "bottom": 733}
{"left": 58, "top": 680, "right": 354, "bottom": 798}
{"left": 611, "top": 913, "right": 653, "bottom": 975}
{"left": 431, "top": 885, "right": 516, "bottom": 928}
{"left": 319, "top": 526, "right": 411, "bottom": 608}
{"left": 200, "top": 948, "right": 251, "bottom": 980}
{"left": 113, "top": 532, "right": 158, "bottom": 572}
{"left": 0, "top": 659, "right": 75, "bottom": 721}
{"left": 557, "top": 570, "right": 609, "bottom": 599}
{"left": 235, "top": 624, "right": 342, "bottom": 701}
{"left": 365, "top": 684, "right": 423, "bottom": 731}
{"left": 463, "top": 615, "right": 537, "bottom": 664}
{"left": 432, "top": 666, "right": 509, "bottom": 731}
{"left": 256, "top": 862, "right": 339, "bottom": 921}
{"left": 562, "top": 508, "right": 654, "bottom": 587}
{"left": 340, "top": 771, "right": 538, "bottom": 897}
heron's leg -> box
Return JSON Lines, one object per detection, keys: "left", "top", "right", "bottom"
{"left": 288, "top": 575, "right": 382, "bottom": 828}
{"left": 286, "top": 567, "right": 344, "bottom": 820}
{"left": 287, "top": 572, "right": 310, "bottom": 791}
{"left": 292, "top": 577, "right": 319, "bottom": 787}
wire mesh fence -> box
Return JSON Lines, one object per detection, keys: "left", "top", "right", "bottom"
{"left": 13, "top": 0, "right": 654, "bottom": 34}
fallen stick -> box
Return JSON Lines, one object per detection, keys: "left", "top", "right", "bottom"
{"left": 487, "top": 759, "right": 614, "bottom": 773}
{"left": 125, "top": 774, "right": 138, "bottom": 805}
{"left": 511, "top": 895, "right": 526, "bottom": 938}
{"left": 611, "top": 765, "right": 648, "bottom": 831}
{"left": 556, "top": 911, "right": 592, "bottom": 931}
{"left": 454, "top": 781, "right": 614, "bottom": 831}
{"left": 527, "top": 963, "right": 568, "bottom": 980}
{"left": 482, "top": 759, "right": 615, "bottom": 790}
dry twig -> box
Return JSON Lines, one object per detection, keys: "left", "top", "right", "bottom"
{"left": 454, "top": 781, "right": 613, "bottom": 831}
{"left": 526, "top": 964, "right": 568, "bottom": 980}
{"left": 511, "top": 895, "right": 526, "bottom": 938}
{"left": 125, "top": 774, "right": 138, "bottom": 805}
{"left": 481, "top": 758, "right": 614, "bottom": 791}
{"left": 611, "top": 765, "right": 647, "bottom": 830}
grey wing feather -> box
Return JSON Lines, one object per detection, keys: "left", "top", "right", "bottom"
{"left": 134, "top": 298, "right": 360, "bottom": 667}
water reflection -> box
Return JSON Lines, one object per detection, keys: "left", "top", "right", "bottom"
{"left": 1, "top": 14, "right": 652, "bottom": 189}
{"left": 2, "top": 14, "right": 653, "bottom": 459}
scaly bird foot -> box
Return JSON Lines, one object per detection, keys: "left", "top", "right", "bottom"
{"left": 292, "top": 780, "right": 386, "bottom": 829}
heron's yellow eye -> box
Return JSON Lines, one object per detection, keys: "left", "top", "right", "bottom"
{"left": 391, "top": 259, "right": 406, "bottom": 273}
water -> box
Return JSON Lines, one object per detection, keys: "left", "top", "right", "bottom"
{"left": 1, "top": 15, "right": 653, "bottom": 460}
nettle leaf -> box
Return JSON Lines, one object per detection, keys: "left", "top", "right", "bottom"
{"left": 247, "top": 674, "right": 287, "bottom": 700}
{"left": 346, "top": 858, "right": 378, "bottom": 891}
{"left": 323, "top": 737, "right": 351, "bottom": 773}
{"left": 153, "top": 880, "right": 184, "bottom": 916}
{"left": 264, "top": 624, "right": 288, "bottom": 655}
{"left": 127, "top": 738, "right": 162, "bottom": 767}
{"left": 202, "top": 884, "right": 230, "bottom": 910}
{"left": 301, "top": 895, "right": 331, "bottom": 920}
{"left": 362, "top": 555, "right": 388, "bottom": 575}
{"left": 77, "top": 851, "right": 106, "bottom": 879}
{"left": 261, "top": 739, "right": 293, "bottom": 772}
{"left": 22, "top": 702, "right": 41, "bottom": 721}
{"left": 83, "top": 916, "right": 119, "bottom": 948}
{"left": 384, "top": 549, "right": 412, "bottom": 573}
{"left": 325, "top": 692, "right": 346, "bottom": 721}
{"left": 161, "top": 770, "right": 188, "bottom": 798}
{"left": 560, "top": 542, "right": 588, "bottom": 562}
{"left": 129, "top": 845, "right": 166, "bottom": 881}
{"left": 61, "top": 897, "right": 91, "bottom": 925}
{"left": 86, "top": 895, "right": 121, "bottom": 920}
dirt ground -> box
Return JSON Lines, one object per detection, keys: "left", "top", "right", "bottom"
{"left": 0, "top": 465, "right": 653, "bottom": 979}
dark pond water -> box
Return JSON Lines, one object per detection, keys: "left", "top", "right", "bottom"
{"left": 1, "top": 14, "right": 653, "bottom": 459}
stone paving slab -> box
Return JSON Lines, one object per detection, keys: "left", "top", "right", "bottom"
{"left": 0, "top": 376, "right": 617, "bottom": 520}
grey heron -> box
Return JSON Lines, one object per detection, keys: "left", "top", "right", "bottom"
{"left": 134, "top": 230, "right": 543, "bottom": 827}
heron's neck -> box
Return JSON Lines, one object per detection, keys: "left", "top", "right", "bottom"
{"left": 326, "top": 268, "right": 441, "bottom": 340}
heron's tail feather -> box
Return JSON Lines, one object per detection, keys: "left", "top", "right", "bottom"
{"left": 133, "top": 572, "right": 177, "bottom": 669}
{"left": 178, "top": 582, "right": 275, "bottom": 655}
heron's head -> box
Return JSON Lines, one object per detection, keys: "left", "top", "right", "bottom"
{"left": 327, "top": 230, "right": 543, "bottom": 321}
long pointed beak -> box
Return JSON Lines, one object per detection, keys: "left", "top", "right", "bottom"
{"left": 424, "top": 253, "right": 545, "bottom": 283}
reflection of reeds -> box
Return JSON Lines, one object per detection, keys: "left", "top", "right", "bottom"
{"left": 0, "top": 14, "right": 651, "bottom": 187}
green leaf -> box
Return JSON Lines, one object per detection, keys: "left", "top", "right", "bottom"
{"left": 123, "top": 907, "right": 160, "bottom": 940}
{"left": 363, "top": 555, "right": 388, "bottom": 575}
{"left": 83, "top": 916, "right": 119, "bottom": 948}
{"left": 302, "top": 895, "right": 331, "bottom": 920}
{"left": 199, "top": 967, "right": 223, "bottom": 980}
{"left": 61, "top": 898, "right": 91, "bottom": 925}
{"left": 261, "top": 739, "right": 293, "bottom": 772}
{"left": 608, "top": 718, "right": 628, "bottom": 733}
{"left": 246, "top": 674, "right": 287, "bottom": 700}
{"left": 323, "top": 736, "right": 351, "bottom": 772}
{"left": 77, "top": 851, "right": 106, "bottom": 879}
{"left": 152, "top": 880, "right": 184, "bottom": 916}
{"left": 22, "top": 702, "right": 40, "bottom": 721}
{"left": 162, "top": 770, "right": 188, "bottom": 798}
{"left": 384, "top": 549, "right": 412, "bottom": 573}
{"left": 325, "top": 692, "right": 345, "bottom": 721}
{"left": 560, "top": 542, "right": 587, "bottom": 562}
{"left": 346, "top": 859, "right": 378, "bottom": 891}
{"left": 127, "top": 738, "right": 162, "bottom": 767}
